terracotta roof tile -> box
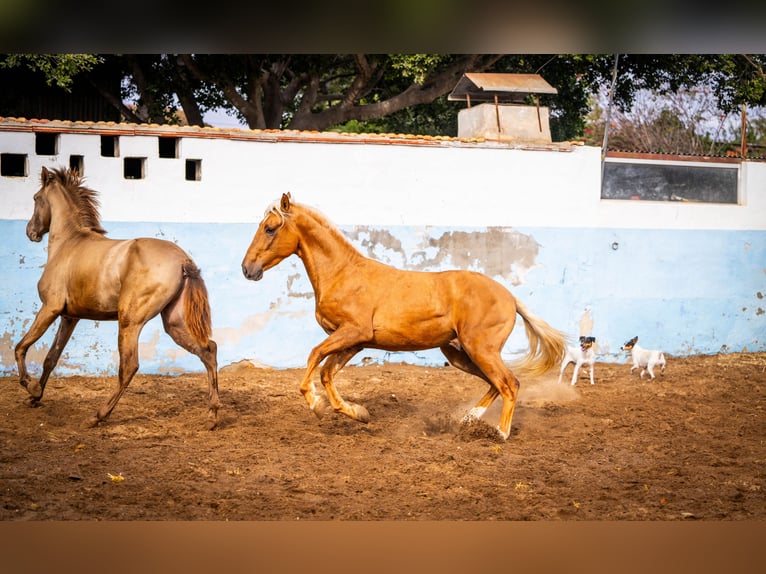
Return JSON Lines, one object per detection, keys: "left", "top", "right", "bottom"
{"left": 0, "top": 116, "right": 577, "bottom": 152}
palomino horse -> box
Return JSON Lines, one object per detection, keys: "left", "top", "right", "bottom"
{"left": 15, "top": 167, "right": 221, "bottom": 428}
{"left": 242, "top": 193, "right": 565, "bottom": 439}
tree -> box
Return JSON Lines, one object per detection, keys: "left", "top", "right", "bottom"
{"left": 0, "top": 54, "right": 102, "bottom": 90}
{"left": 3, "top": 54, "right": 766, "bottom": 143}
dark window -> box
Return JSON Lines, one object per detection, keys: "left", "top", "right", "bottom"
{"left": 602, "top": 160, "right": 739, "bottom": 204}
{"left": 123, "top": 157, "right": 146, "bottom": 179}
{"left": 185, "top": 159, "right": 202, "bottom": 181}
{"left": 0, "top": 153, "right": 27, "bottom": 177}
{"left": 35, "top": 132, "right": 58, "bottom": 155}
{"left": 69, "top": 155, "right": 84, "bottom": 174}
{"left": 158, "top": 137, "right": 179, "bottom": 159}
{"left": 100, "top": 135, "right": 119, "bottom": 157}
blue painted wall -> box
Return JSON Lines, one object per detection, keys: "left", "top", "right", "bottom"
{"left": 2, "top": 219, "right": 763, "bottom": 376}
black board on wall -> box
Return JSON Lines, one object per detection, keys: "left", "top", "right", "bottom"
{"left": 601, "top": 161, "right": 739, "bottom": 203}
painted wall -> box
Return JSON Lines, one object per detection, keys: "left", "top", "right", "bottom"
{"left": 1, "top": 122, "right": 764, "bottom": 376}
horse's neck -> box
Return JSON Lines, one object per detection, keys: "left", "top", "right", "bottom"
{"left": 295, "top": 209, "right": 362, "bottom": 295}
{"left": 46, "top": 187, "right": 86, "bottom": 256}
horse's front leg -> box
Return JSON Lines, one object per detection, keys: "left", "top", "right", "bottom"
{"left": 33, "top": 316, "right": 80, "bottom": 402}
{"left": 300, "top": 326, "right": 369, "bottom": 421}
{"left": 319, "top": 346, "right": 369, "bottom": 422}
{"left": 14, "top": 306, "right": 62, "bottom": 402}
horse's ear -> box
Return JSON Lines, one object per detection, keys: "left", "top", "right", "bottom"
{"left": 40, "top": 166, "right": 51, "bottom": 184}
{"left": 281, "top": 192, "right": 291, "bottom": 213}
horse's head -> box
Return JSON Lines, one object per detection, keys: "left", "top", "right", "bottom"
{"left": 26, "top": 167, "right": 57, "bottom": 242}
{"left": 26, "top": 166, "right": 106, "bottom": 243}
{"left": 242, "top": 192, "right": 300, "bottom": 281}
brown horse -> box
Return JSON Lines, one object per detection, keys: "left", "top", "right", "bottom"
{"left": 15, "top": 167, "right": 221, "bottom": 428}
{"left": 242, "top": 193, "right": 565, "bottom": 439}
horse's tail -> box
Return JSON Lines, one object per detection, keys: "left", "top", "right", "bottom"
{"left": 182, "top": 261, "right": 212, "bottom": 347}
{"left": 513, "top": 298, "right": 567, "bottom": 377}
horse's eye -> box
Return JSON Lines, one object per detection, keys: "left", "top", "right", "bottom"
{"left": 265, "top": 226, "right": 276, "bottom": 236}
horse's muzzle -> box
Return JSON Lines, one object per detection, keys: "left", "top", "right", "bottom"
{"left": 242, "top": 261, "right": 263, "bottom": 281}
{"left": 26, "top": 227, "right": 42, "bottom": 242}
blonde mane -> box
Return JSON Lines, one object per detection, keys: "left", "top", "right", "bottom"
{"left": 267, "top": 197, "right": 356, "bottom": 250}
{"left": 45, "top": 167, "right": 107, "bottom": 235}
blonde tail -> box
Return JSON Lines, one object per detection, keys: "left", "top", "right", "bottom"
{"left": 513, "top": 298, "right": 567, "bottom": 376}
{"left": 182, "top": 261, "right": 212, "bottom": 347}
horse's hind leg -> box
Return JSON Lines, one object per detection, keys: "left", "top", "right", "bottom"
{"left": 440, "top": 342, "right": 500, "bottom": 424}
{"left": 318, "top": 346, "right": 368, "bottom": 422}
{"left": 472, "top": 354, "right": 520, "bottom": 440}
{"left": 161, "top": 309, "right": 220, "bottom": 429}
{"left": 454, "top": 335, "right": 520, "bottom": 440}
{"left": 87, "top": 322, "right": 142, "bottom": 427}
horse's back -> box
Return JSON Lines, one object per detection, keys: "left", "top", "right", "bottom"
{"left": 440, "top": 269, "right": 516, "bottom": 308}
{"left": 40, "top": 234, "right": 193, "bottom": 318}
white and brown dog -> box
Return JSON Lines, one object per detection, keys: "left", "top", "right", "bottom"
{"left": 621, "top": 336, "right": 666, "bottom": 380}
{"left": 558, "top": 336, "right": 597, "bottom": 386}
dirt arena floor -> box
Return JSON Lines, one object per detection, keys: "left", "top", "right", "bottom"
{"left": 1, "top": 352, "right": 764, "bottom": 521}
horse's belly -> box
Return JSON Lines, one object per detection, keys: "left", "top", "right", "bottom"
{"left": 63, "top": 306, "right": 119, "bottom": 321}
{"left": 371, "top": 320, "right": 454, "bottom": 350}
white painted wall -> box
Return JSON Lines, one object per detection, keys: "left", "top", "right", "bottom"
{"left": 3, "top": 125, "right": 764, "bottom": 230}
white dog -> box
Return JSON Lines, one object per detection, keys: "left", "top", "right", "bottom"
{"left": 621, "top": 336, "right": 666, "bottom": 380}
{"left": 558, "top": 336, "right": 596, "bottom": 386}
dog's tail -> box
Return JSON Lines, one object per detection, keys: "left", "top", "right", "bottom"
{"left": 513, "top": 298, "right": 568, "bottom": 376}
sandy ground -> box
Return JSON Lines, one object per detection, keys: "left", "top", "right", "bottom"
{"left": 1, "top": 353, "right": 764, "bottom": 521}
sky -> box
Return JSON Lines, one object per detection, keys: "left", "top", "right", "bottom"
{"left": 202, "top": 108, "right": 247, "bottom": 129}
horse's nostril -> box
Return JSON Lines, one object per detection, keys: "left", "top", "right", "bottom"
{"left": 242, "top": 262, "right": 263, "bottom": 281}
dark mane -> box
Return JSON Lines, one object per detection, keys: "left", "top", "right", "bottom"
{"left": 45, "top": 167, "right": 107, "bottom": 235}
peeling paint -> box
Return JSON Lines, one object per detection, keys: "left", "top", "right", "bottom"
{"left": 345, "top": 227, "right": 407, "bottom": 268}
{"left": 0, "top": 331, "right": 50, "bottom": 375}
{"left": 286, "top": 273, "right": 314, "bottom": 299}
{"left": 579, "top": 308, "right": 594, "bottom": 337}
{"left": 137, "top": 330, "right": 161, "bottom": 362}
{"left": 344, "top": 226, "right": 539, "bottom": 285}
{"left": 423, "top": 227, "right": 540, "bottom": 285}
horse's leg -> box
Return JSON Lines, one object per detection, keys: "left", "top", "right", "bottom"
{"left": 473, "top": 354, "right": 520, "bottom": 440}
{"left": 161, "top": 308, "right": 221, "bottom": 429}
{"left": 86, "top": 321, "right": 142, "bottom": 427}
{"left": 318, "top": 346, "right": 368, "bottom": 422}
{"left": 14, "top": 305, "right": 62, "bottom": 399}
{"left": 440, "top": 342, "right": 500, "bottom": 424}
{"left": 458, "top": 335, "right": 520, "bottom": 440}
{"left": 300, "top": 325, "right": 369, "bottom": 421}
{"left": 29, "top": 316, "right": 80, "bottom": 404}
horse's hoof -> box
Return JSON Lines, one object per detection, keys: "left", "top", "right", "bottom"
{"left": 24, "top": 380, "right": 43, "bottom": 400}
{"left": 352, "top": 404, "right": 370, "bottom": 424}
{"left": 206, "top": 415, "right": 219, "bottom": 430}
{"left": 24, "top": 396, "right": 42, "bottom": 408}
{"left": 311, "top": 396, "right": 330, "bottom": 419}
{"left": 495, "top": 426, "right": 510, "bottom": 440}
{"left": 83, "top": 416, "right": 101, "bottom": 429}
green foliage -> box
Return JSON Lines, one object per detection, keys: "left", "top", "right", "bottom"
{"left": 5, "top": 53, "right": 766, "bottom": 146}
{"left": 1, "top": 54, "right": 101, "bottom": 91}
